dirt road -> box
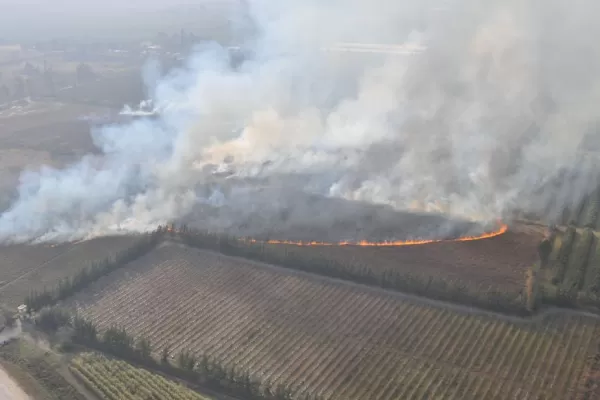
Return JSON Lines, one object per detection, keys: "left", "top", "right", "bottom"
{"left": 0, "top": 366, "right": 30, "bottom": 400}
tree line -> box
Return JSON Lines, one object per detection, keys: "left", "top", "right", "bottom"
{"left": 36, "top": 308, "right": 308, "bottom": 400}
{"left": 25, "top": 228, "right": 165, "bottom": 313}
{"left": 172, "top": 226, "right": 531, "bottom": 316}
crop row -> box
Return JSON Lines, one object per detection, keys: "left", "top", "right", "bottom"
{"left": 548, "top": 228, "right": 600, "bottom": 297}
{"left": 175, "top": 227, "right": 534, "bottom": 315}
{"left": 70, "top": 352, "right": 209, "bottom": 400}
{"left": 549, "top": 187, "right": 600, "bottom": 229}
{"left": 65, "top": 243, "right": 600, "bottom": 400}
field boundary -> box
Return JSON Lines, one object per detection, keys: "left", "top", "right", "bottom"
{"left": 173, "top": 229, "right": 530, "bottom": 316}
{"left": 177, "top": 242, "right": 600, "bottom": 324}
{"left": 0, "top": 245, "right": 74, "bottom": 292}
{"left": 31, "top": 241, "right": 600, "bottom": 400}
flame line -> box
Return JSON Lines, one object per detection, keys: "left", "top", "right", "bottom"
{"left": 244, "top": 223, "right": 508, "bottom": 247}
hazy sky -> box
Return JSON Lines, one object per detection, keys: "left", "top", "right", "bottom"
{"left": 0, "top": 0, "right": 236, "bottom": 41}
{"left": 1, "top": 0, "right": 182, "bottom": 10}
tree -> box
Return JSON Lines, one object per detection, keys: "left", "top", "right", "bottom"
{"left": 2, "top": 311, "right": 16, "bottom": 328}
{"left": 136, "top": 337, "right": 152, "bottom": 361}
{"left": 538, "top": 238, "right": 552, "bottom": 269}
{"left": 73, "top": 315, "right": 97, "bottom": 343}
{"left": 102, "top": 326, "right": 134, "bottom": 354}
{"left": 35, "top": 308, "right": 70, "bottom": 332}
{"left": 160, "top": 346, "right": 170, "bottom": 364}
{"left": 177, "top": 350, "right": 196, "bottom": 371}
{"left": 526, "top": 263, "right": 541, "bottom": 312}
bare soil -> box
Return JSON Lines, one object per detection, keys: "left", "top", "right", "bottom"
{"left": 0, "top": 366, "right": 31, "bottom": 400}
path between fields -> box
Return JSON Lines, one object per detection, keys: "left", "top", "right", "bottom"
{"left": 179, "top": 243, "right": 600, "bottom": 324}
{"left": 0, "top": 366, "right": 30, "bottom": 400}
{"left": 0, "top": 244, "right": 77, "bottom": 293}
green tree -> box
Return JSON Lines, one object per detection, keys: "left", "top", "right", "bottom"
{"left": 538, "top": 238, "right": 552, "bottom": 269}
{"left": 73, "top": 315, "right": 97, "bottom": 343}
{"left": 160, "top": 346, "right": 170, "bottom": 364}
{"left": 136, "top": 337, "right": 152, "bottom": 361}
{"left": 526, "top": 263, "right": 541, "bottom": 312}
{"left": 177, "top": 350, "right": 196, "bottom": 371}
{"left": 102, "top": 326, "right": 134, "bottom": 354}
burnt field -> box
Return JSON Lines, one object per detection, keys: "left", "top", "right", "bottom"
{"left": 261, "top": 226, "right": 540, "bottom": 293}
{"left": 65, "top": 242, "right": 600, "bottom": 400}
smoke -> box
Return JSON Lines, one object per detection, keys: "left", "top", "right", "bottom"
{"left": 2, "top": 0, "right": 600, "bottom": 242}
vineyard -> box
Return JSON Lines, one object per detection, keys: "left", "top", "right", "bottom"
{"left": 175, "top": 225, "right": 540, "bottom": 314}
{"left": 544, "top": 226, "right": 600, "bottom": 299}
{"left": 522, "top": 183, "right": 600, "bottom": 229}
{"left": 70, "top": 352, "right": 212, "bottom": 400}
{"left": 557, "top": 187, "right": 600, "bottom": 228}
{"left": 65, "top": 243, "right": 600, "bottom": 400}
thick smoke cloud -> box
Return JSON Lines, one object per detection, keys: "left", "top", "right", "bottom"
{"left": 2, "top": 0, "right": 600, "bottom": 242}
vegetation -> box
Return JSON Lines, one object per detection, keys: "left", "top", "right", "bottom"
{"left": 175, "top": 227, "right": 529, "bottom": 315}
{"left": 0, "top": 339, "right": 86, "bottom": 400}
{"left": 61, "top": 244, "right": 600, "bottom": 400}
{"left": 70, "top": 352, "right": 212, "bottom": 400}
{"left": 24, "top": 228, "right": 165, "bottom": 313}
{"left": 544, "top": 227, "right": 600, "bottom": 310}
{"left": 552, "top": 189, "right": 600, "bottom": 229}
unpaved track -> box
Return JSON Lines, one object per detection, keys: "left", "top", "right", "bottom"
{"left": 0, "top": 366, "right": 30, "bottom": 400}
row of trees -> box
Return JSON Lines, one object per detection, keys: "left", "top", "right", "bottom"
{"left": 25, "top": 229, "right": 165, "bottom": 313}
{"left": 36, "top": 308, "right": 307, "bottom": 400}
{"left": 172, "top": 226, "right": 530, "bottom": 316}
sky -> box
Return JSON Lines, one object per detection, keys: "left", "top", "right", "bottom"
{"left": 0, "top": 0, "right": 238, "bottom": 41}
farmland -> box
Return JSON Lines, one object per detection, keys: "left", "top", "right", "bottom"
{"left": 70, "top": 352, "right": 212, "bottom": 400}
{"left": 0, "top": 235, "right": 142, "bottom": 308}
{"left": 175, "top": 224, "right": 539, "bottom": 314}
{"left": 0, "top": 339, "right": 87, "bottom": 400}
{"left": 0, "top": 100, "right": 123, "bottom": 211}
{"left": 260, "top": 227, "right": 539, "bottom": 293}
{"left": 541, "top": 225, "right": 600, "bottom": 304}
{"left": 65, "top": 242, "right": 600, "bottom": 400}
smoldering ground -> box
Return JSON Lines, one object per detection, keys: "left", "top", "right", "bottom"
{"left": 1, "top": 0, "right": 600, "bottom": 243}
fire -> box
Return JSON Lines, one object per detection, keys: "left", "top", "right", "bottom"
{"left": 248, "top": 222, "right": 508, "bottom": 247}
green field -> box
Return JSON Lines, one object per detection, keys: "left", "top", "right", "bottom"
{"left": 71, "top": 352, "right": 212, "bottom": 400}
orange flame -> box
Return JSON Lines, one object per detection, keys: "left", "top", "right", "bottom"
{"left": 246, "top": 223, "right": 508, "bottom": 247}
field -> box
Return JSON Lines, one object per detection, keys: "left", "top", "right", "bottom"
{"left": 70, "top": 352, "right": 212, "bottom": 400}
{"left": 543, "top": 226, "right": 600, "bottom": 298}
{"left": 66, "top": 242, "right": 600, "bottom": 400}
{"left": 0, "top": 100, "right": 122, "bottom": 211}
{"left": 0, "top": 235, "right": 142, "bottom": 309}
{"left": 261, "top": 227, "right": 540, "bottom": 293}
{"left": 0, "top": 339, "right": 86, "bottom": 400}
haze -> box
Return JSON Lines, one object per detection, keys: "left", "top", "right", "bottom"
{"left": 0, "top": 0, "right": 231, "bottom": 41}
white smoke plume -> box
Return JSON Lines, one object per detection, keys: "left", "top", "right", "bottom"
{"left": 2, "top": 0, "right": 600, "bottom": 242}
